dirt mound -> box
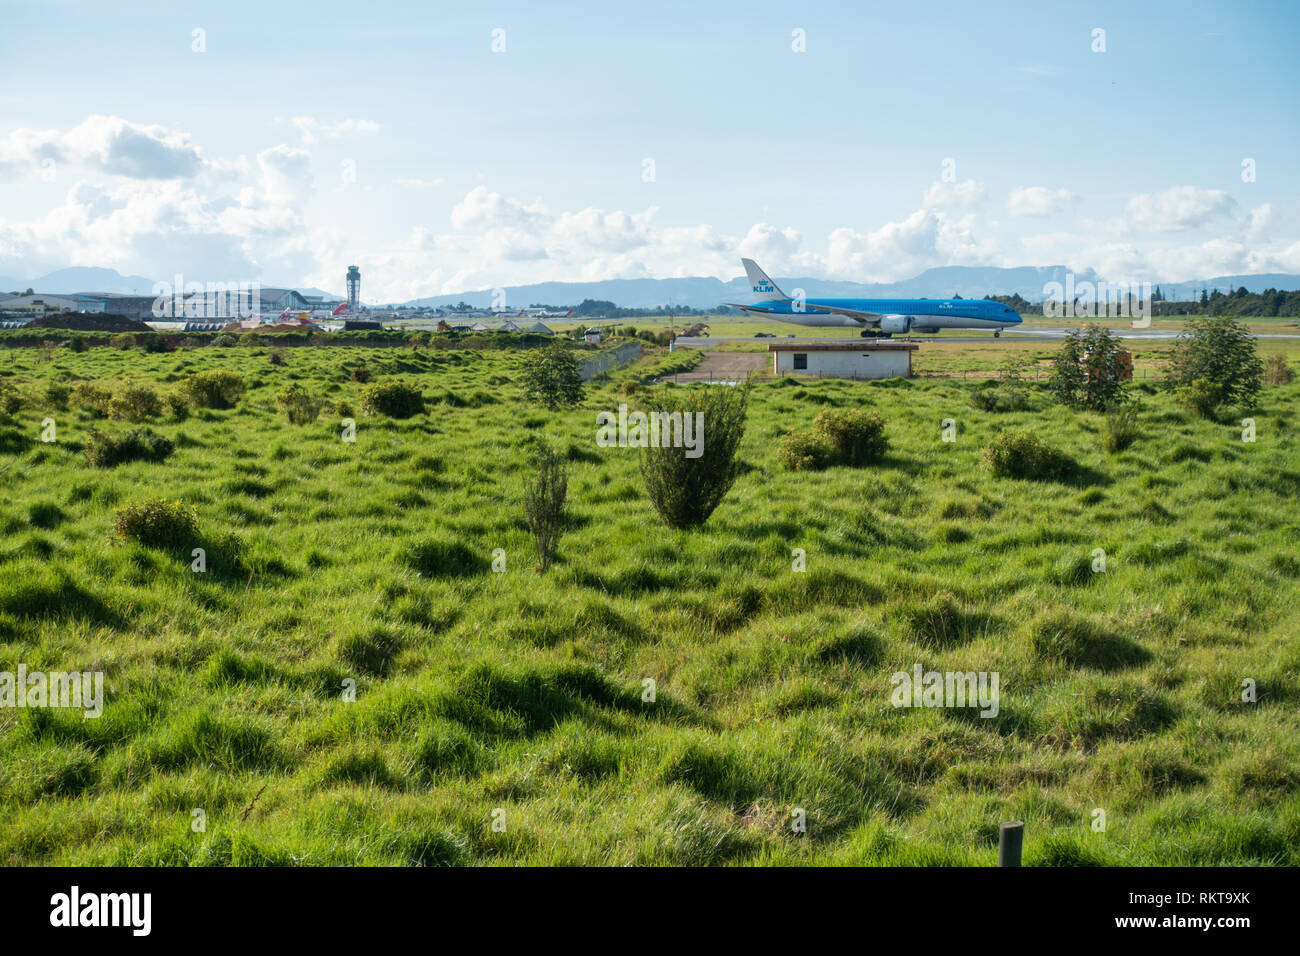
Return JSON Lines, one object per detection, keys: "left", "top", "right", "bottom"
{"left": 26, "top": 312, "right": 148, "bottom": 332}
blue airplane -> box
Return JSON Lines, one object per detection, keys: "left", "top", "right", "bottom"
{"left": 729, "top": 259, "right": 1024, "bottom": 337}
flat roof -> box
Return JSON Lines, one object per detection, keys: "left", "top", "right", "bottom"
{"left": 767, "top": 342, "right": 919, "bottom": 351}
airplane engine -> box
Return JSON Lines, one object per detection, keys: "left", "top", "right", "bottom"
{"left": 879, "top": 314, "right": 912, "bottom": 334}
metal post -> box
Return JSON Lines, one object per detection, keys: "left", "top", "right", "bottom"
{"left": 998, "top": 821, "right": 1024, "bottom": 867}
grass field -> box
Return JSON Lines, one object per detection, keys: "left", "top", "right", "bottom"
{"left": 2, "top": 335, "right": 1299, "bottom": 866}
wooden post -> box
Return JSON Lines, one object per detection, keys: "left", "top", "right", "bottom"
{"left": 998, "top": 821, "right": 1024, "bottom": 867}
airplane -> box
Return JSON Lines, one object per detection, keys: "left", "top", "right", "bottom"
{"left": 729, "top": 258, "right": 1024, "bottom": 337}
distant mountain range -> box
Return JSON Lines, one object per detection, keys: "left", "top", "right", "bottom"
{"left": 6, "top": 265, "right": 1300, "bottom": 310}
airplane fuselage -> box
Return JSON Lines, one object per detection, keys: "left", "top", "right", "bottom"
{"left": 737, "top": 297, "right": 1022, "bottom": 331}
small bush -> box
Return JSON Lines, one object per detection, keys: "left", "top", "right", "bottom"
{"left": 276, "top": 384, "right": 323, "bottom": 425}
{"left": 108, "top": 385, "right": 162, "bottom": 422}
{"left": 85, "top": 428, "right": 175, "bottom": 467}
{"left": 1264, "top": 354, "right": 1295, "bottom": 386}
{"left": 268, "top": 348, "right": 286, "bottom": 366}
{"left": 1168, "top": 316, "right": 1263, "bottom": 409}
{"left": 212, "top": 333, "right": 239, "bottom": 347}
{"left": 0, "top": 384, "right": 22, "bottom": 416}
{"left": 349, "top": 364, "right": 371, "bottom": 383}
{"left": 109, "top": 332, "right": 137, "bottom": 349}
{"left": 70, "top": 383, "right": 113, "bottom": 417}
{"left": 361, "top": 381, "right": 424, "bottom": 418}
{"left": 983, "top": 429, "right": 1077, "bottom": 481}
{"left": 1178, "top": 378, "right": 1223, "bottom": 420}
{"left": 523, "top": 343, "right": 584, "bottom": 409}
{"left": 814, "top": 408, "right": 888, "bottom": 466}
{"left": 44, "top": 382, "right": 71, "bottom": 408}
{"left": 778, "top": 429, "right": 832, "bottom": 471}
{"left": 164, "top": 391, "right": 190, "bottom": 420}
{"left": 182, "top": 370, "right": 247, "bottom": 409}
{"left": 113, "top": 499, "right": 199, "bottom": 548}
{"left": 67, "top": 335, "right": 88, "bottom": 353}
{"left": 640, "top": 384, "right": 749, "bottom": 528}
{"left": 1102, "top": 402, "right": 1142, "bottom": 454}
{"left": 523, "top": 440, "right": 568, "bottom": 571}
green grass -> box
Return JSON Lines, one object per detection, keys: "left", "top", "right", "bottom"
{"left": 0, "top": 337, "right": 1298, "bottom": 866}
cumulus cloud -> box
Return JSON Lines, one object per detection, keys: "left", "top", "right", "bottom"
{"left": 922, "top": 179, "right": 985, "bottom": 209}
{"left": 826, "top": 209, "right": 997, "bottom": 282}
{"left": 450, "top": 185, "right": 549, "bottom": 231}
{"left": 1126, "top": 186, "right": 1235, "bottom": 232}
{"left": 1244, "top": 203, "right": 1273, "bottom": 241}
{"left": 1007, "top": 186, "right": 1074, "bottom": 218}
{"left": 0, "top": 115, "right": 205, "bottom": 179}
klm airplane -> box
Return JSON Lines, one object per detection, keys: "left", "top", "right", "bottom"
{"left": 729, "top": 259, "right": 1024, "bottom": 337}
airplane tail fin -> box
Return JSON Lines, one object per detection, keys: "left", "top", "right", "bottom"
{"left": 741, "top": 258, "right": 788, "bottom": 301}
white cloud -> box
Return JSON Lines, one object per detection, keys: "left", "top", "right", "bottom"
{"left": 394, "top": 176, "right": 444, "bottom": 189}
{"left": 1244, "top": 203, "right": 1273, "bottom": 241}
{"left": 826, "top": 209, "right": 997, "bottom": 282}
{"left": 450, "top": 185, "right": 549, "bottom": 231}
{"left": 0, "top": 115, "right": 206, "bottom": 179}
{"left": 1007, "top": 186, "right": 1074, "bottom": 217}
{"left": 922, "top": 179, "right": 985, "bottom": 209}
{"left": 1125, "top": 186, "right": 1235, "bottom": 232}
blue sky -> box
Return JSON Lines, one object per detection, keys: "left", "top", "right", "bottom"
{"left": 1, "top": 0, "right": 1297, "bottom": 299}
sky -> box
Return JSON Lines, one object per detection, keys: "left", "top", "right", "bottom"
{"left": 1, "top": 0, "right": 1297, "bottom": 301}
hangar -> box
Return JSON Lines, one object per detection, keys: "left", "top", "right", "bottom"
{"left": 768, "top": 341, "right": 918, "bottom": 380}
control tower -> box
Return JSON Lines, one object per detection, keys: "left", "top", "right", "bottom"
{"left": 346, "top": 266, "right": 361, "bottom": 314}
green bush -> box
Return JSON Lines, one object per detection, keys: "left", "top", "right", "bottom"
{"left": 349, "top": 364, "right": 371, "bottom": 383}
{"left": 182, "top": 370, "right": 247, "bottom": 409}
{"left": 523, "top": 343, "right": 584, "bottom": 409}
{"left": 1051, "top": 324, "right": 1128, "bottom": 410}
{"left": 113, "top": 499, "right": 199, "bottom": 548}
{"left": 85, "top": 428, "right": 175, "bottom": 467}
{"left": 640, "top": 384, "right": 749, "bottom": 528}
{"left": 778, "top": 429, "right": 832, "bottom": 471}
{"left": 0, "top": 383, "right": 22, "bottom": 416}
{"left": 1102, "top": 402, "right": 1142, "bottom": 454}
{"left": 44, "top": 382, "right": 71, "bottom": 408}
{"left": 67, "top": 335, "right": 88, "bottom": 352}
{"left": 361, "top": 381, "right": 424, "bottom": 418}
{"left": 212, "top": 333, "right": 239, "bottom": 347}
{"left": 983, "top": 429, "right": 1077, "bottom": 481}
{"left": 71, "top": 382, "right": 112, "bottom": 417}
{"left": 164, "top": 391, "right": 190, "bottom": 420}
{"left": 814, "top": 408, "right": 888, "bottom": 466}
{"left": 276, "top": 384, "right": 323, "bottom": 424}
{"left": 523, "top": 439, "right": 568, "bottom": 571}
{"left": 1178, "top": 378, "right": 1223, "bottom": 420}
{"left": 109, "top": 333, "right": 137, "bottom": 349}
{"left": 1168, "top": 316, "right": 1262, "bottom": 410}
{"left": 108, "top": 385, "right": 162, "bottom": 422}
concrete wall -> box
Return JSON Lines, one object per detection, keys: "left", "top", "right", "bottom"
{"left": 773, "top": 348, "right": 911, "bottom": 379}
{"left": 579, "top": 341, "right": 642, "bottom": 381}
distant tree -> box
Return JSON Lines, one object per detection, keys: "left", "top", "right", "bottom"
{"left": 1051, "top": 324, "right": 1127, "bottom": 410}
{"left": 1199, "top": 289, "right": 1209, "bottom": 306}
{"left": 523, "top": 439, "right": 568, "bottom": 571}
{"left": 523, "top": 343, "right": 584, "bottom": 409}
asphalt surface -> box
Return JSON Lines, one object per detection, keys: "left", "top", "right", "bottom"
{"left": 677, "top": 328, "right": 1300, "bottom": 347}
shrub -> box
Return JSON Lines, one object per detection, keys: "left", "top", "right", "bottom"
{"left": 182, "top": 370, "right": 246, "bottom": 409}
{"left": 0, "top": 383, "right": 21, "bottom": 416}
{"left": 113, "top": 499, "right": 199, "bottom": 548}
{"left": 1051, "top": 325, "right": 1128, "bottom": 410}
{"left": 109, "top": 332, "right": 137, "bottom": 349}
{"left": 778, "top": 429, "right": 832, "bottom": 471}
{"left": 1178, "top": 378, "right": 1223, "bottom": 420}
{"left": 212, "top": 333, "right": 239, "bottom": 347}
{"left": 523, "top": 343, "right": 584, "bottom": 409}
{"left": 361, "top": 381, "right": 424, "bottom": 418}
{"left": 67, "top": 335, "right": 88, "bottom": 352}
{"left": 349, "top": 364, "right": 371, "bottom": 383}
{"left": 983, "top": 429, "right": 1077, "bottom": 481}
{"left": 108, "top": 385, "right": 162, "bottom": 422}
{"left": 71, "top": 382, "right": 112, "bottom": 417}
{"left": 85, "top": 428, "right": 175, "bottom": 467}
{"left": 1168, "top": 316, "right": 1263, "bottom": 410}
{"left": 276, "top": 384, "right": 323, "bottom": 424}
{"left": 1102, "top": 402, "right": 1142, "bottom": 454}
{"left": 164, "top": 391, "right": 190, "bottom": 420}
{"left": 44, "top": 382, "right": 71, "bottom": 408}
{"left": 140, "top": 333, "right": 172, "bottom": 353}
{"left": 268, "top": 348, "right": 286, "bottom": 366}
{"left": 1264, "top": 354, "right": 1295, "bottom": 386}
{"left": 640, "top": 384, "right": 749, "bottom": 528}
{"left": 814, "top": 408, "right": 888, "bottom": 466}
{"left": 523, "top": 439, "right": 568, "bottom": 571}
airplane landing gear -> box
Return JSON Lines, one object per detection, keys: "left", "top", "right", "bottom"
{"left": 994, "top": 330, "right": 1001, "bottom": 338}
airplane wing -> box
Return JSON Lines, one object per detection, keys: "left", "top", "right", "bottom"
{"left": 727, "top": 302, "right": 885, "bottom": 324}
